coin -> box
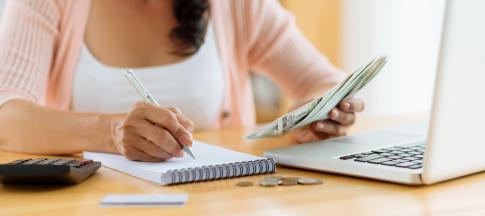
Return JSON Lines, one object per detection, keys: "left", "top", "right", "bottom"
{"left": 236, "top": 181, "right": 254, "bottom": 187}
{"left": 279, "top": 177, "right": 299, "bottom": 186}
{"left": 284, "top": 177, "right": 300, "bottom": 182}
{"left": 297, "top": 178, "right": 323, "bottom": 185}
{"left": 259, "top": 177, "right": 281, "bottom": 187}
{"left": 262, "top": 176, "right": 282, "bottom": 181}
{"left": 271, "top": 176, "right": 286, "bottom": 180}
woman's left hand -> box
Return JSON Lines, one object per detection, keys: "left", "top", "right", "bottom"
{"left": 293, "top": 98, "right": 365, "bottom": 143}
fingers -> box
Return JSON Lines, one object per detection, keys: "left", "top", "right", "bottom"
{"left": 312, "top": 120, "right": 348, "bottom": 136}
{"left": 133, "top": 102, "right": 193, "bottom": 146}
{"left": 167, "top": 107, "right": 195, "bottom": 147}
{"left": 328, "top": 108, "right": 356, "bottom": 126}
{"left": 135, "top": 121, "right": 184, "bottom": 157}
{"left": 119, "top": 134, "right": 168, "bottom": 162}
{"left": 117, "top": 103, "right": 198, "bottom": 162}
{"left": 123, "top": 145, "right": 167, "bottom": 162}
{"left": 292, "top": 98, "right": 364, "bottom": 144}
{"left": 294, "top": 129, "right": 330, "bottom": 143}
{"left": 132, "top": 136, "right": 172, "bottom": 159}
{"left": 339, "top": 98, "right": 365, "bottom": 113}
{"left": 133, "top": 102, "right": 180, "bottom": 134}
{"left": 294, "top": 120, "right": 351, "bottom": 143}
{"left": 167, "top": 107, "right": 195, "bottom": 133}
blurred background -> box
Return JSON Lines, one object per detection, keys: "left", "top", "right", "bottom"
{"left": 0, "top": 0, "right": 446, "bottom": 123}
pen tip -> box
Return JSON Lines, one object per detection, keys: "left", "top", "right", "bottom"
{"left": 183, "top": 146, "right": 196, "bottom": 160}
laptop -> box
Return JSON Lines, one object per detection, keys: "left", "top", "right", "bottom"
{"left": 264, "top": 0, "right": 485, "bottom": 185}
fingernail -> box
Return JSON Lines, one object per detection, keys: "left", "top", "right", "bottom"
{"left": 315, "top": 122, "right": 325, "bottom": 131}
{"left": 187, "top": 127, "right": 194, "bottom": 133}
{"left": 342, "top": 102, "right": 351, "bottom": 111}
{"left": 180, "top": 133, "right": 193, "bottom": 146}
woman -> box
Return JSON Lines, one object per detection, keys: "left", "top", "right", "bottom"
{"left": 0, "top": 0, "right": 364, "bottom": 162}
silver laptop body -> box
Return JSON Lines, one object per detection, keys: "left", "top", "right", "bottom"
{"left": 264, "top": 0, "right": 485, "bottom": 185}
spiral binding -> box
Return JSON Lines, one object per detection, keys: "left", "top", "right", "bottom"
{"left": 166, "top": 158, "right": 276, "bottom": 185}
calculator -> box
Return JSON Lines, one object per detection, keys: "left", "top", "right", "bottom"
{"left": 0, "top": 158, "right": 101, "bottom": 185}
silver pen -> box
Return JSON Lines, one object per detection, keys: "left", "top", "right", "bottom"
{"left": 124, "top": 69, "right": 197, "bottom": 160}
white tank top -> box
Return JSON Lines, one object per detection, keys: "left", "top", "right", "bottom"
{"left": 72, "top": 24, "right": 225, "bottom": 129}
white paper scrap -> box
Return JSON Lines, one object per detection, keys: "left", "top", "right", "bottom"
{"left": 100, "top": 194, "right": 189, "bottom": 207}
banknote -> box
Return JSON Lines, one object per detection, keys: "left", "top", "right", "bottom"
{"left": 246, "top": 56, "right": 388, "bottom": 139}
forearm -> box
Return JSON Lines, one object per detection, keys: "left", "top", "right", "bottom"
{"left": 0, "top": 100, "right": 122, "bottom": 155}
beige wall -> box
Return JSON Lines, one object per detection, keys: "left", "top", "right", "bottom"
{"left": 281, "top": 0, "right": 341, "bottom": 66}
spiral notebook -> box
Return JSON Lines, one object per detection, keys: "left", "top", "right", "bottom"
{"left": 83, "top": 141, "right": 276, "bottom": 185}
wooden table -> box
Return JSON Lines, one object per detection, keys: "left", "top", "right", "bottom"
{"left": 2, "top": 114, "right": 485, "bottom": 216}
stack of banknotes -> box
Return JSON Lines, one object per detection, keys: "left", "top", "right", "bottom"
{"left": 246, "top": 56, "right": 388, "bottom": 139}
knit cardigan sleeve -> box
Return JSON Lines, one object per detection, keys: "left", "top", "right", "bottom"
{"left": 0, "top": 0, "right": 61, "bottom": 106}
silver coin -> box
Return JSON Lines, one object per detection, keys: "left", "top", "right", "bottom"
{"left": 259, "top": 177, "right": 281, "bottom": 187}
{"left": 297, "top": 178, "right": 323, "bottom": 185}
{"left": 262, "top": 176, "right": 282, "bottom": 181}
{"left": 271, "top": 176, "right": 286, "bottom": 180}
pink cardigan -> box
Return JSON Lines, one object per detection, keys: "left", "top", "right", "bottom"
{"left": 0, "top": 0, "right": 344, "bottom": 128}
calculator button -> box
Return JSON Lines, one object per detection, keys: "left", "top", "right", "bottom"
{"left": 24, "top": 159, "right": 44, "bottom": 165}
{"left": 9, "top": 160, "right": 27, "bottom": 165}
{"left": 70, "top": 163, "right": 83, "bottom": 167}
{"left": 59, "top": 160, "right": 73, "bottom": 165}
{"left": 38, "top": 159, "right": 57, "bottom": 165}
{"left": 81, "top": 160, "right": 93, "bottom": 166}
{"left": 61, "top": 160, "right": 76, "bottom": 166}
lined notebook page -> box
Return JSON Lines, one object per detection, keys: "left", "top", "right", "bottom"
{"left": 84, "top": 141, "right": 273, "bottom": 185}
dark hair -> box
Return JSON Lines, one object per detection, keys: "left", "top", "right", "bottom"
{"left": 171, "top": 0, "right": 210, "bottom": 56}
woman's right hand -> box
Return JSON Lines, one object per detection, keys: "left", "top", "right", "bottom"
{"left": 111, "top": 102, "right": 194, "bottom": 162}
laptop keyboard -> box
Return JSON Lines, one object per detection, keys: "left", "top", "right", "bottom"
{"left": 339, "top": 144, "right": 425, "bottom": 169}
